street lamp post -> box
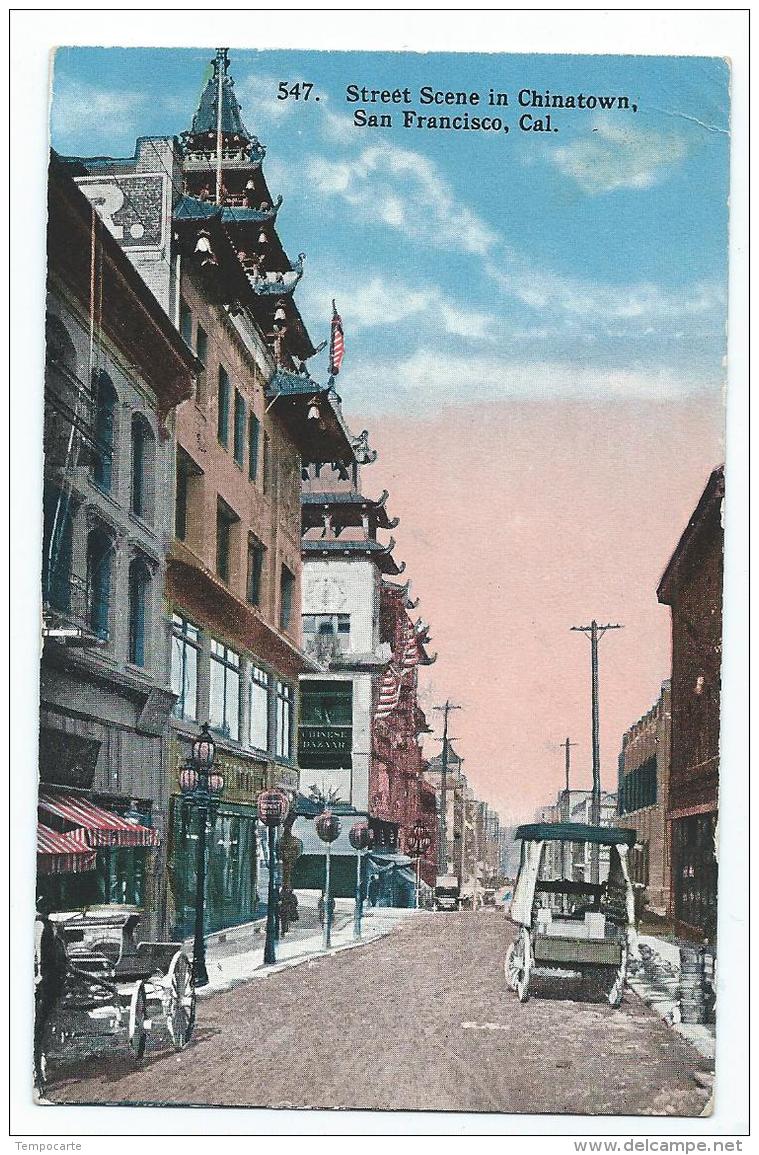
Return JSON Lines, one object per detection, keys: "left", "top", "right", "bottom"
{"left": 408, "top": 821, "right": 432, "bottom": 909}
{"left": 178, "top": 722, "right": 223, "bottom": 989}
{"left": 258, "top": 789, "right": 290, "bottom": 965}
{"left": 316, "top": 810, "right": 341, "bottom": 950}
{"left": 349, "top": 820, "right": 371, "bottom": 939}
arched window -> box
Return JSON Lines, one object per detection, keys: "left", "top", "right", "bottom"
{"left": 92, "top": 371, "right": 117, "bottom": 492}
{"left": 87, "top": 525, "right": 112, "bottom": 640}
{"left": 130, "top": 413, "right": 155, "bottom": 521}
{"left": 44, "top": 314, "right": 80, "bottom": 467}
{"left": 128, "top": 556, "right": 151, "bottom": 667}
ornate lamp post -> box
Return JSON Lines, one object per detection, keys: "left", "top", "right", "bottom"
{"left": 258, "top": 789, "right": 290, "bottom": 965}
{"left": 178, "top": 723, "right": 223, "bottom": 988}
{"left": 348, "top": 821, "right": 372, "bottom": 939}
{"left": 408, "top": 821, "right": 432, "bottom": 910}
{"left": 315, "top": 810, "right": 341, "bottom": 950}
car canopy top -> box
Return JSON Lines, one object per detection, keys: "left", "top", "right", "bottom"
{"left": 514, "top": 822, "right": 636, "bottom": 848}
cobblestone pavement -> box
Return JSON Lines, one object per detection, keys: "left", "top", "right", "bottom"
{"left": 45, "top": 912, "right": 712, "bottom": 1115}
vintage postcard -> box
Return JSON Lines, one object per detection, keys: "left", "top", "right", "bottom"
{"left": 13, "top": 15, "right": 746, "bottom": 1135}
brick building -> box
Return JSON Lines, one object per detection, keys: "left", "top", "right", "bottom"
{"left": 658, "top": 466, "right": 724, "bottom": 941}
{"left": 617, "top": 681, "right": 672, "bottom": 916}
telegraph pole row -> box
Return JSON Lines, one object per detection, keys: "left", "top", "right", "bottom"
{"left": 433, "top": 700, "right": 461, "bottom": 874}
{"left": 570, "top": 620, "right": 623, "bottom": 884}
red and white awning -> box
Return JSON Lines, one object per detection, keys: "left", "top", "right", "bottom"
{"left": 38, "top": 790, "right": 160, "bottom": 848}
{"left": 37, "top": 823, "right": 97, "bottom": 875}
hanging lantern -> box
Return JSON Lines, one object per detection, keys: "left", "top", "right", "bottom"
{"left": 258, "top": 229, "right": 268, "bottom": 246}
{"left": 316, "top": 810, "right": 341, "bottom": 844}
{"left": 307, "top": 396, "right": 320, "bottom": 422}
{"left": 245, "top": 179, "right": 256, "bottom": 191}
{"left": 349, "top": 821, "right": 371, "bottom": 852}
{"left": 208, "top": 771, "right": 225, "bottom": 795}
{"left": 273, "top": 299, "right": 287, "bottom": 326}
{"left": 179, "top": 765, "right": 198, "bottom": 794}
{"left": 258, "top": 788, "right": 289, "bottom": 828}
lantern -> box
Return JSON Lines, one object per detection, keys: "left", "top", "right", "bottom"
{"left": 179, "top": 765, "right": 199, "bottom": 794}
{"left": 191, "top": 722, "right": 215, "bottom": 771}
{"left": 316, "top": 810, "right": 341, "bottom": 844}
{"left": 208, "top": 772, "right": 225, "bottom": 795}
{"left": 349, "top": 821, "right": 371, "bottom": 852}
{"left": 258, "top": 788, "right": 289, "bottom": 828}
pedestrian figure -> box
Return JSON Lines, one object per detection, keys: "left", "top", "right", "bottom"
{"left": 34, "top": 896, "right": 64, "bottom": 1094}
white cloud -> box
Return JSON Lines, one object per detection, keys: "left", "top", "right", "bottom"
{"left": 51, "top": 79, "right": 148, "bottom": 152}
{"left": 345, "top": 349, "right": 716, "bottom": 414}
{"left": 306, "top": 142, "right": 498, "bottom": 256}
{"left": 549, "top": 120, "right": 688, "bottom": 195}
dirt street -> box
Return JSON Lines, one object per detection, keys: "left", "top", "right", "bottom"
{"left": 46, "top": 912, "right": 711, "bottom": 1115}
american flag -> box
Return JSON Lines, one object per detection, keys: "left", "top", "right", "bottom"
{"left": 329, "top": 299, "right": 345, "bottom": 376}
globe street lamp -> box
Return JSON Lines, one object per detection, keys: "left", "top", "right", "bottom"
{"left": 348, "top": 820, "right": 372, "bottom": 939}
{"left": 315, "top": 810, "right": 341, "bottom": 950}
{"left": 408, "top": 821, "right": 432, "bottom": 910}
{"left": 178, "top": 722, "right": 223, "bottom": 988}
{"left": 258, "top": 789, "right": 290, "bottom": 965}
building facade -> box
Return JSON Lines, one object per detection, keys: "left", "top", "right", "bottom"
{"left": 657, "top": 466, "right": 724, "bottom": 942}
{"left": 617, "top": 681, "right": 672, "bottom": 916}
{"left": 39, "top": 157, "right": 196, "bottom": 936}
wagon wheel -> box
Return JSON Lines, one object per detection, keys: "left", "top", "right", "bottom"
{"left": 128, "top": 981, "right": 147, "bottom": 1062}
{"left": 608, "top": 941, "right": 629, "bottom": 1008}
{"left": 166, "top": 951, "right": 196, "bottom": 1051}
{"left": 506, "top": 927, "right": 532, "bottom": 1002}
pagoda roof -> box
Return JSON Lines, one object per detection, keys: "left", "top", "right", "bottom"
{"left": 174, "top": 193, "right": 282, "bottom": 225}
{"left": 301, "top": 489, "right": 399, "bottom": 530}
{"left": 382, "top": 576, "right": 420, "bottom": 610}
{"left": 248, "top": 253, "right": 305, "bottom": 296}
{"left": 265, "top": 370, "right": 354, "bottom": 465}
{"left": 302, "top": 538, "right": 405, "bottom": 576}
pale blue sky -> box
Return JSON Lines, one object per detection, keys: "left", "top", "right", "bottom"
{"left": 50, "top": 48, "right": 730, "bottom": 416}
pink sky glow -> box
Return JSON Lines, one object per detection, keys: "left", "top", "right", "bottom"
{"left": 359, "top": 393, "right": 724, "bottom": 825}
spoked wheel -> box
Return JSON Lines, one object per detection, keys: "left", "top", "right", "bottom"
{"left": 166, "top": 951, "right": 196, "bottom": 1050}
{"left": 128, "top": 981, "right": 147, "bottom": 1062}
{"left": 505, "top": 927, "right": 532, "bottom": 1002}
{"left": 608, "top": 942, "right": 629, "bottom": 1008}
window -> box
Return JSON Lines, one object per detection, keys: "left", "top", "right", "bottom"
{"left": 248, "top": 665, "right": 269, "bottom": 751}
{"left": 210, "top": 639, "right": 240, "bottom": 741}
{"left": 275, "top": 680, "right": 294, "bottom": 760}
{"left": 248, "top": 413, "right": 260, "bottom": 483}
{"left": 279, "top": 564, "right": 295, "bottom": 632}
{"left": 619, "top": 756, "right": 657, "bottom": 814}
{"left": 262, "top": 432, "right": 272, "bottom": 494}
{"left": 180, "top": 299, "right": 193, "bottom": 346}
{"left": 130, "top": 414, "right": 154, "bottom": 521}
{"left": 86, "top": 525, "right": 112, "bottom": 640}
{"left": 303, "top": 614, "right": 350, "bottom": 658}
{"left": 171, "top": 614, "right": 200, "bottom": 721}
{"left": 217, "top": 366, "right": 230, "bottom": 446}
{"left": 175, "top": 447, "right": 203, "bottom": 543}
{"left": 298, "top": 680, "right": 352, "bottom": 770}
{"left": 42, "top": 482, "right": 74, "bottom": 613}
{"left": 216, "top": 497, "right": 239, "bottom": 584}
{"left": 233, "top": 389, "right": 246, "bottom": 467}
{"left": 246, "top": 534, "right": 266, "bottom": 606}
{"left": 196, "top": 325, "right": 207, "bottom": 399}
{"left": 92, "top": 371, "right": 117, "bottom": 492}
{"left": 128, "top": 556, "right": 151, "bottom": 666}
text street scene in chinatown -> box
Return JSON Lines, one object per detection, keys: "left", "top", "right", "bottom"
{"left": 34, "top": 44, "right": 727, "bottom": 1117}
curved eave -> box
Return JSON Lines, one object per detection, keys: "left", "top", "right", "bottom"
{"left": 302, "top": 539, "right": 405, "bottom": 575}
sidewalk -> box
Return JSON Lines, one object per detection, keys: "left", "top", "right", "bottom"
{"left": 192, "top": 901, "right": 416, "bottom": 998}
{"left": 628, "top": 933, "right": 716, "bottom": 1064}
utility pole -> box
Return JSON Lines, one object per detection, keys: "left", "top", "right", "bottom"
{"left": 433, "top": 700, "right": 461, "bottom": 873}
{"left": 558, "top": 737, "right": 577, "bottom": 886}
{"left": 570, "top": 620, "right": 623, "bottom": 884}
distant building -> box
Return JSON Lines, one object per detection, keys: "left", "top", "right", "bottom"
{"left": 658, "top": 466, "right": 724, "bottom": 942}
{"left": 617, "top": 682, "right": 672, "bottom": 916}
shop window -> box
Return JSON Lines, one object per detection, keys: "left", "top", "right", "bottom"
{"left": 248, "top": 413, "right": 260, "bottom": 483}
{"left": 233, "top": 389, "right": 246, "bottom": 467}
{"left": 216, "top": 497, "right": 239, "bottom": 584}
{"left": 92, "top": 370, "right": 117, "bottom": 492}
{"left": 248, "top": 665, "right": 270, "bottom": 751}
{"left": 128, "top": 555, "right": 151, "bottom": 667}
{"left": 217, "top": 366, "right": 230, "bottom": 447}
{"left": 171, "top": 613, "right": 200, "bottom": 721}
{"left": 275, "top": 680, "right": 294, "bottom": 760}
{"left": 246, "top": 534, "right": 266, "bottom": 606}
{"left": 86, "top": 525, "right": 112, "bottom": 641}
{"left": 298, "top": 680, "right": 352, "bottom": 770}
{"left": 279, "top": 564, "right": 295, "bottom": 631}
{"left": 210, "top": 639, "right": 240, "bottom": 741}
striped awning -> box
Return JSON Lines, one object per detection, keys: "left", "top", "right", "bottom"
{"left": 38, "top": 790, "right": 160, "bottom": 848}
{"left": 37, "top": 823, "right": 97, "bottom": 875}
